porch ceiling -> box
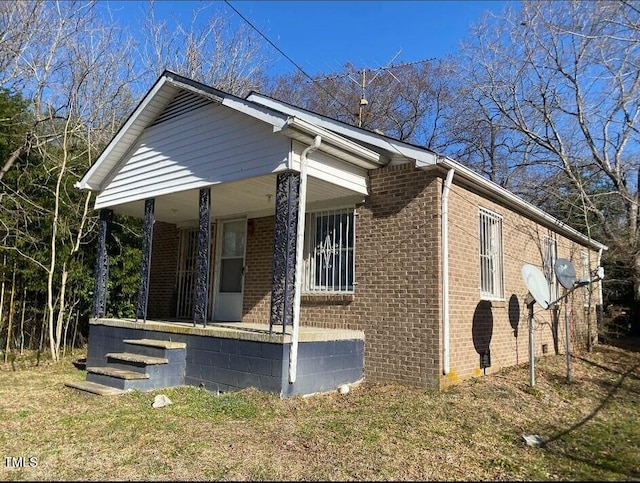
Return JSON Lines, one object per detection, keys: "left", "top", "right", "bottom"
{"left": 106, "top": 173, "right": 365, "bottom": 224}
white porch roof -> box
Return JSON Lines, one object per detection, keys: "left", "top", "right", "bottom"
{"left": 76, "top": 71, "right": 387, "bottom": 223}
{"left": 109, "top": 174, "right": 365, "bottom": 225}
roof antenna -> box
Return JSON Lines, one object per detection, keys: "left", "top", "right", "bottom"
{"left": 346, "top": 50, "right": 403, "bottom": 127}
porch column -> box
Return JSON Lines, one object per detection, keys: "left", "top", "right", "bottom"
{"left": 92, "top": 208, "right": 112, "bottom": 318}
{"left": 269, "top": 171, "right": 300, "bottom": 332}
{"left": 135, "top": 198, "right": 155, "bottom": 322}
{"left": 193, "top": 187, "right": 211, "bottom": 327}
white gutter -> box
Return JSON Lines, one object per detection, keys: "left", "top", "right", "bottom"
{"left": 441, "top": 168, "right": 455, "bottom": 375}
{"left": 276, "top": 117, "right": 383, "bottom": 169}
{"left": 247, "top": 91, "right": 439, "bottom": 167}
{"left": 289, "top": 135, "right": 322, "bottom": 384}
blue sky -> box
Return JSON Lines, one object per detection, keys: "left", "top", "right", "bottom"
{"left": 109, "top": 0, "right": 510, "bottom": 77}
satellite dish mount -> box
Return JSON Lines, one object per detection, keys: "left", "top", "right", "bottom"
{"left": 521, "top": 260, "right": 606, "bottom": 387}
{"left": 521, "top": 264, "right": 550, "bottom": 387}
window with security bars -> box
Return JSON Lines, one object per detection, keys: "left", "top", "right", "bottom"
{"left": 479, "top": 208, "right": 504, "bottom": 299}
{"left": 543, "top": 236, "right": 558, "bottom": 305}
{"left": 303, "top": 208, "right": 355, "bottom": 293}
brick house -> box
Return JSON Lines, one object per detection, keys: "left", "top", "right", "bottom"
{"left": 70, "top": 71, "right": 607, "bottom": 397}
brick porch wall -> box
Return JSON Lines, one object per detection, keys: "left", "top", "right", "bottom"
{"left": 243, "top": 216, "right": 275, "bottom": 322}
{"left": 147, "top": 221, "right": 180, "bottom": 319}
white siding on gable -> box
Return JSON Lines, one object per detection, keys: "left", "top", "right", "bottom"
{"left": 85, "top": 84, "right": 179, "bottom": 189}
{"left": 95, "top": 99, "right": 290, "bottom": 209}
{"left": 290, "top": 140, "right": 368, "bottom": 195}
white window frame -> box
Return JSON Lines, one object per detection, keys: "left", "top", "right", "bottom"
{"left": 479, "top": 207, "right": 504, "bottom": 300}
{"left": 302, "top": 207, "right": 355, "bottom": 294}
{"left": 543, "top": 235, "right": 558, "bottom": 305}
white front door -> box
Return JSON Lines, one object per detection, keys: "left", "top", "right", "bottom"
{"left": 213, "top": 219, "right": 246, "bottom": 321}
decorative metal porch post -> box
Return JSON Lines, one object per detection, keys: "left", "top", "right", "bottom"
{"left": 193, "top": 187, "right": 211, "bottom": 327}
{"left": 92, "top": 209, "right": 112, "bottom": 319}
{"left": 136, "top": 198, "right": 155, "bottom": 323}
{"left": 269, "top": 171, "right": 300, "bottom": 333}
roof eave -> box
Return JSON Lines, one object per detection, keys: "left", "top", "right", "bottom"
{"left": 424, "top": 156, "right": 608, "bottom": 252}
{"left": 276, "top": 117, "right": 385, "bottom": 170}
{"left": 247, "top": 92, "right": 439, "bottom": 167}
{"left": 76, "top": 71, "right": 236, "bottom": 193}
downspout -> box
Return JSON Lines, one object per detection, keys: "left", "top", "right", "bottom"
{"left": 597, "top": 247, "right": 604, "bottom": 306}
{"left": 442, "top": 168, "right": 455, "bottom": 375}
{"left": 289, "top": 134, "right": 322, "bottom": 384}
{"left": 597, "top": 247, "right": 605, "bottom": 338}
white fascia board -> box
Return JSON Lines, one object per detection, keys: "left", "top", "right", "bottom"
{"left": 221, "top": 97, "right": 289, "bottom": 131}
{"left": 76, "top": 75, "right": 172, "bottom": 191}
{"left": 248, "top": 92, "right": 438, "bottom": 167}
{"left": 94, "top": 179, "right": 215, "bottom": 210}
{"left": 276, "top": 117, "right": 383, "bottom": 169}
{"left": 431, "top": 156, "right": 608, "bottom": 252}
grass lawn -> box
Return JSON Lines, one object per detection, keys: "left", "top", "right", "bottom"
{"left": 0, "top": 340, "right": 638, "bottom": 481}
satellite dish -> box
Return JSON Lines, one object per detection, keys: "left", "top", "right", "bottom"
{"left": 554, "top": 258, "right": 577, "bottom": 289}
{"left": 521, "top": 264, "right": 550, "bottom": 309}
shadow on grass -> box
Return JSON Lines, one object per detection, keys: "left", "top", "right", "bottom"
{"left": 574, "top": 355, "right": 640, "bottom": 384}
{"left": 540, "top": 353, "right": 640, "bottom": 479}
{"left": 72, "top": 357, "right": 87, "bottom": 370}
{"left": 544, "top": 359, "right": 639, "bottom": 446}
{"left": 606, "top": 337, "right": 640, "bottom": 353}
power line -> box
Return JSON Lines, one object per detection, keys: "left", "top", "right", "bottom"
{"left": 223, "top": 1, "right": 311, "bottom": 82}
{"left": 315, "top": 57, "right": 435, "bottom": 82}
{"left": 223, "top": 0, "right": 355, "bottom": 115}
{"left": 222, "top": 0, "right": 425, "bottom": 160}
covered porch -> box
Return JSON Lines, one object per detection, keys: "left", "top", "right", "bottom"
{"left": 100, "top": 170, "right": 367, "bottom": 325}
{"left": 78, "top": 167, "right": 368, "bottom": 396}
{"left": 73, "top": 71, "right": 385, "bottom": 395}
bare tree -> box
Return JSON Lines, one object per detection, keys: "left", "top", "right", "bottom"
{"left": 0, "top": 0, "right": 138, "bottom": 361}
{"left": 268, "top": 58, "right": 452, "bottom": 147}
{"left": 439, "top": 68, "right": 537, "bottom": 191}
{"left": 137, "top": 1, "right": 271, "bottom": 97}
{"left": 0, "top": 1, "right": 43, "bottom": 84}
{"left": 452, "top": 0, "right": 639, "bottom": 311}
{"left": 0, "top": 0, "right": 275, "bottom": 361}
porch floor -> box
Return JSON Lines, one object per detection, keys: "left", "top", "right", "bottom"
{"left": 83, "top": 317, "right": 365, "bottom": 397}
{"left": 91, "top": 318, "right": 364, "bottom": 344}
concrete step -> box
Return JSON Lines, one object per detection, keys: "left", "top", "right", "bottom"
{"left": 123, "top": 338, "right": 186, "bottom": 350}
{"left": 105, "top": 352, "right": 169, "bottom": 365}
{"left": 87, "top": 366, "right": 150, "bottom": 380}
{"left": 65, "top": 380, "right": 130, "bottom": 396}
